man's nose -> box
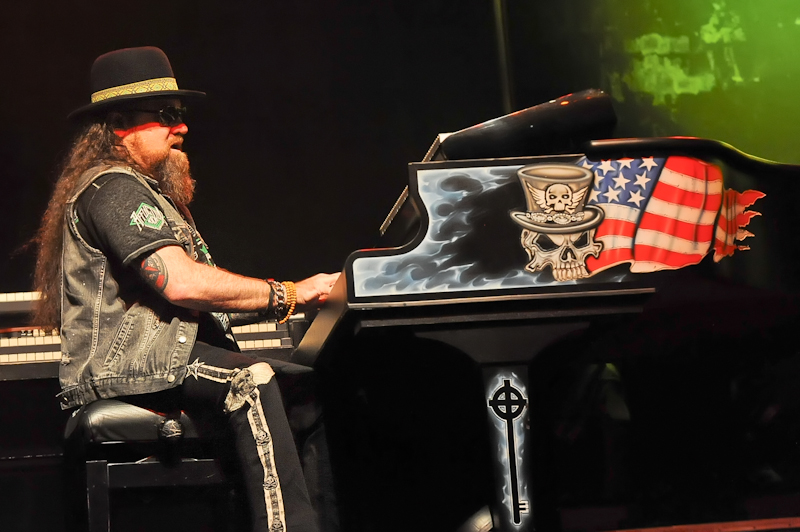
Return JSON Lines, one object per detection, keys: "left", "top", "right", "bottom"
{"left": 170, "top": 123, "right": 188, "bottom": 135}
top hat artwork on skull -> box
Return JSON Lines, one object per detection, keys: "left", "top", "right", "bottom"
{"left": 510, "top": 164, "right": 604, "bottom": 282}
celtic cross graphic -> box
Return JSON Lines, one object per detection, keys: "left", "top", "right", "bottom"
{"left": 489, "top": 379, "right": 530, "bottom": 525}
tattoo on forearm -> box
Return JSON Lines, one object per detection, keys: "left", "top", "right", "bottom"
{"left": 141, "top": 253, "right": 169, "bottom": 293}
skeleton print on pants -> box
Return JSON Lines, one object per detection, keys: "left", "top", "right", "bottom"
{"left": 190, "top": 360, "right": 288, "bottom": 532}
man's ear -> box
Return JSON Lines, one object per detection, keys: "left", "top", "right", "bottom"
{"left": 106, "top": 111, "right": 126, "bottom": 130}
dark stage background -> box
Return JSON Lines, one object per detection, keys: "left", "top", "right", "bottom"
{"left": 0, "top": 0, "right": 505, "bottom": 291}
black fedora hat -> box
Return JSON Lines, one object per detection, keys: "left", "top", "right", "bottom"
{"left": 68, "top": 46, "right": 205, "bottom": 120}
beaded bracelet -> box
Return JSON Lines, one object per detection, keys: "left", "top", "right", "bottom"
{"left": 279, "top": 281, "right": 297, "bottom": 324}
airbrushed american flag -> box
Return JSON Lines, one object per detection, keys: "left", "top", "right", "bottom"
{"left": 578, "top": 155, "right": 765, "bottom": 274}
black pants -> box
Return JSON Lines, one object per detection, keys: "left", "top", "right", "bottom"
{"left": 128, "top": 342, "right": 319, "bottom": 532}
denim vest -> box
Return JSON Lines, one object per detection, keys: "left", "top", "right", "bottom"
{"left": 57, "top": 165, "right": 203, "bottom": 409}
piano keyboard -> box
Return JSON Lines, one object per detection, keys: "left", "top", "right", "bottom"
{"left": 0, "top": 327, "right": 61, "bottom": 381}
{"left": 0, "top": 327, "right": 61, "bottom": 364}
{"left": 231, "top": 321, "right": 294, "bottom": 350}
{"left": 0, "top": 291, "right": 41, "bottom": 315}
{"left": 0, "top": 290, "right": 304, "bottom": 380}
{"left": 0, "top": 317, "right": 300, "bottom": 380}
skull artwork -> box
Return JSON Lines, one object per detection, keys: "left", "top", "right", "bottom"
{"left": 512, "top": 163, "right": 605, "bottom": 282}
{"left": 544, "top": 183, "right": 573, "bottom": 213}
{"left": 520, "top": 228, "right": 602, "bottom": 281}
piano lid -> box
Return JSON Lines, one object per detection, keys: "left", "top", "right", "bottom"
{"left": 379, "top": 90, "right": 618, "bottom": 249}
{"left": 350, "top": 155, "right": 677, "bottom": 306}
{"left": 345, "top": 131, "right": 800, "bottom": 309}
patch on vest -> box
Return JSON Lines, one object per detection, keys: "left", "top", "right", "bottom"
{"left": 130, "top": 202, "right": 166, "bottom": 231}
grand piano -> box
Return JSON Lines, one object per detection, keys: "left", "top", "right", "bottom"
{"left": 293, "top": 91, "right": 800, "bottom": 531}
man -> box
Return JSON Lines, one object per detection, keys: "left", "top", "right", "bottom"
{"left": 30, "top": 46, "right": 339, "bottom": 532}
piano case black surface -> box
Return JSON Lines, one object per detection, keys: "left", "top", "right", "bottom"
{"left": 294, "top": 142, "right": 800, "bottom": 532}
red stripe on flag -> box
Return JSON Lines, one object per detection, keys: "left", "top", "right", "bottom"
{"left": 630, "top": 156, "right": 723, "bottom": 271}
{"left": 586, "top": 247, "right": 633, "bottom": 272}
{"left": 737, "top": 189, "right": 767, "bottom": 209}
{"left": 637, "top": 212, "right": 716, "bottom": 244}
{"left": 736, "top": 210, "right": 760, "bottom": 227}
{"left": 632, "top": 245, "right": 706, "bottom": 269}
{"left": 713, "top": 189, "right": 766, "bottom": 262}
{"left": 594, "top": 218, "right": 637, "bottom": 239}
{"left": 663, "top": 156, "right": 723, "bottom": 182}
{"left": 587, "top": 217, "right": 636, "bottom": 272}
{"left": 715, "top": 190, "right": 738, "bottom": 258}
{"left": 649, "top": 181, "right": 723, "bottom": 211}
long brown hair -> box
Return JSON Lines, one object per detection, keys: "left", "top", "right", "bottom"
{"left": 30, "top": 118, "right": 139, "bottom": 329}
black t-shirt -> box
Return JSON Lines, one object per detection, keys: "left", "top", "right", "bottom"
{"left": 75, "top": 172, "right": 233, "bottom": 348}
{"left": 75, "top": 172, "right": 180, "bottom": 265}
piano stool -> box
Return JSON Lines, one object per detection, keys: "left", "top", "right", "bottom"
{"left": 62, "top": 398, "right": 237, "bottom": 532}
{"left": 60, "top": 357, "right": 333, "bottom": 532}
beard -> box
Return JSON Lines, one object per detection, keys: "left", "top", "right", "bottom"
{"left": 150, "top": 149, "right": 196, "bottom": 206}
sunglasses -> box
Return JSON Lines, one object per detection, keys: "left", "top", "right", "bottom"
{"left": 130, "top": 106, "right": 187, "bottom": 127}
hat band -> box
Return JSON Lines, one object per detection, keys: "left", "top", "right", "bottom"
{"left": 91, "top": 77, "right": 179, "bottom": 103}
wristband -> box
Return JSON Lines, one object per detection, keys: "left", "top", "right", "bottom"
{"left": 265, "top": 279, "right": 296, "bottom": 323}
{"left": 260, "top": 280, "right": 275, "bottom": 317}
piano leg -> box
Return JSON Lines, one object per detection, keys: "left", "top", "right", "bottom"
{"left": 483, "top": 365, "right": 533, "bottom": 531}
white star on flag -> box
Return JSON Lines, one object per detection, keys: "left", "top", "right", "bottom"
{"left": 639, "top": 157, "right": 658, "bottom": 171}
{"left": 627, "top": 190, "right": 645, "bottom": 207}
{"left": 598, "top": 159, "right": 616, "bottom": 174}
{"left": 617, "top": 158, "right": 634, "bottom": 169}
{"left": 612, "top": 173, "right": 631, "bottom": 189}
{"left": 634, "top": 172, "right": 651, "bottom": 188}
{"left": 603, "top": 187, "right": 621, "bottom": 202}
